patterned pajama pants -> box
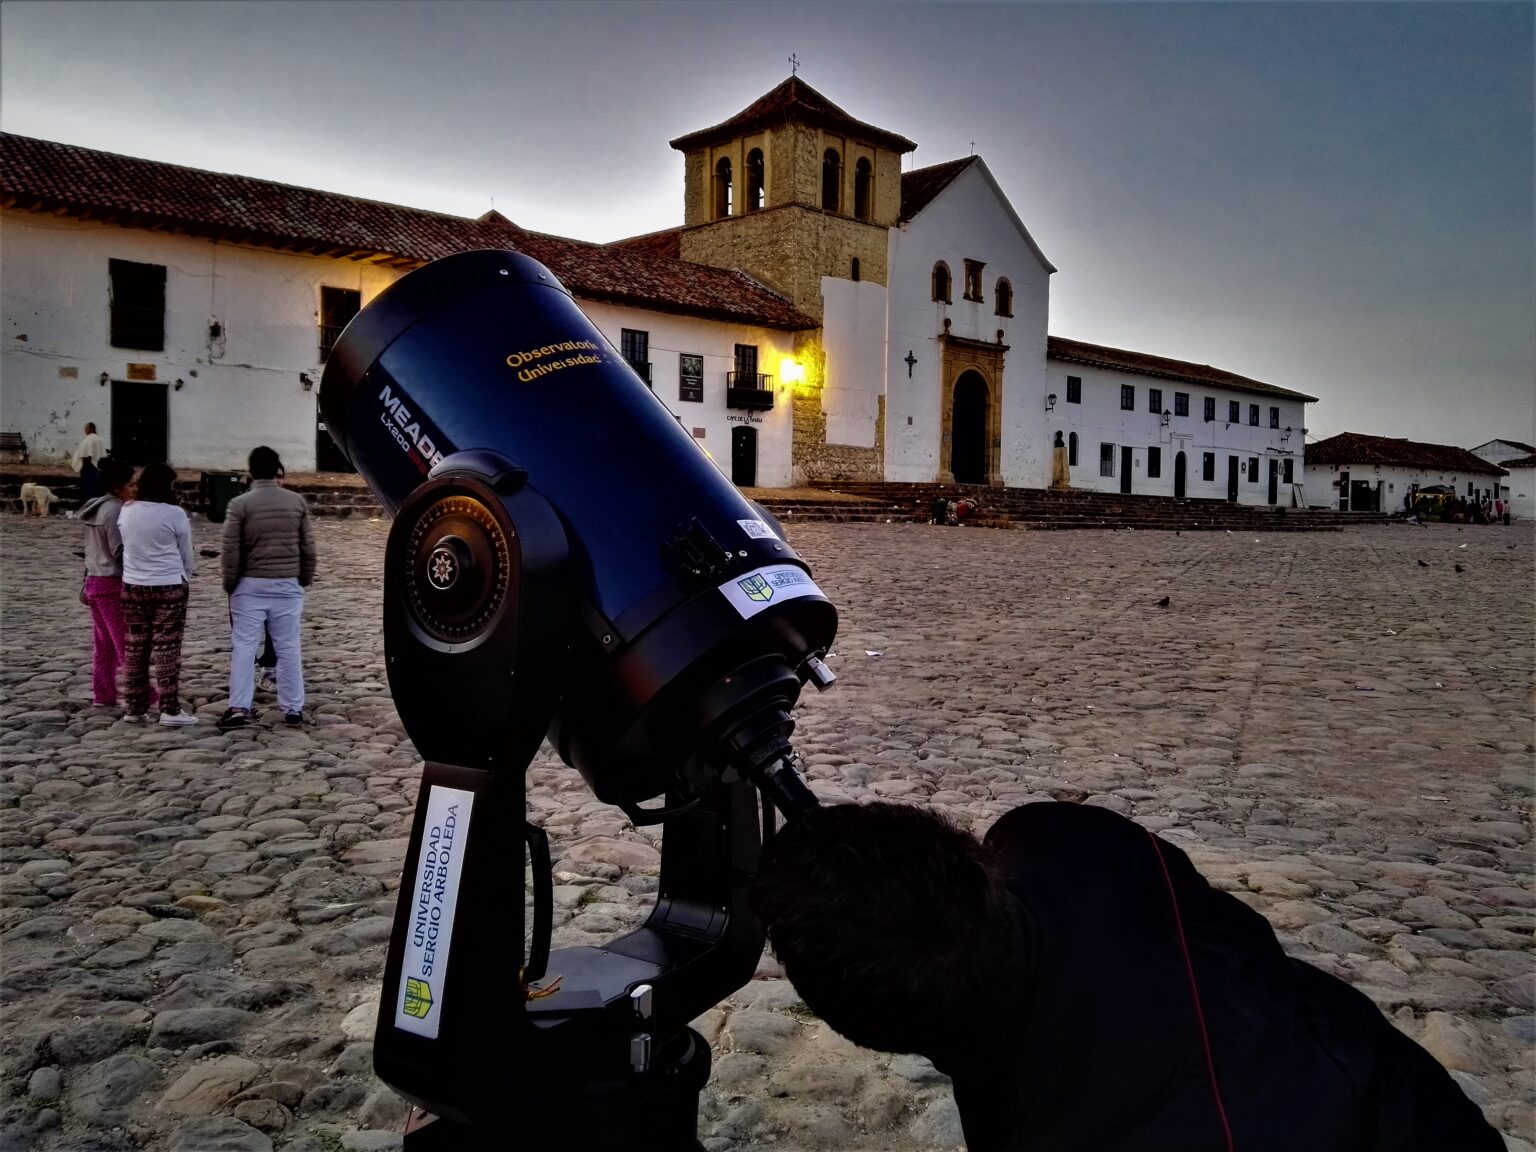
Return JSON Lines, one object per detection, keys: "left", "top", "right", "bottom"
{"left": 122, "top": 583, "right": 189, "bottom": 716}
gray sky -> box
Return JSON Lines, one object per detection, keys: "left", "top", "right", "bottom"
{"left": 3, "top": 1, "right": 1531, "bottom": 448}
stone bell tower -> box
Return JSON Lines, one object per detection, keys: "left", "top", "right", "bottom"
{"left": 669, "top": 77, "right": 916, "bottom": 482}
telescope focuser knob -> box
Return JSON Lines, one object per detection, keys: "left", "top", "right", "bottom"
{"left": 803, "top": 655, "right": 836, "bottom": 691}
{"left": 630, "top": 984, "right": 654, "bottom": 1021}
{"left": 629, "top": 1032, "right": 653, "bottom": 1074}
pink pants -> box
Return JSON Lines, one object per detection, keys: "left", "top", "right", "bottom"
{"left": 85, "top": 575, "right": 126, "bottom": 705}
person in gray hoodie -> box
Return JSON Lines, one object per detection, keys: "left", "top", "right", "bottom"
{"left": 78, "top": 458, "right": 138, "bottom": 707}
{"left": 217, "top": 447, "right": 316, "bottom": 729}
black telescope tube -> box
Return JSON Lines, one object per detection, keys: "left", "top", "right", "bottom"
{"left": 320, "top": 250, "right": 838, "bottom": 804}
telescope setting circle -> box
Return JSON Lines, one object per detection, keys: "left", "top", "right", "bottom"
{"left": 402, "top": 494, "right": 511, "bottom": 644}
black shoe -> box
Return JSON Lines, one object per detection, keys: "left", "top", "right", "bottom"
{"left": 217, "top": 708, "right": 250, "bottom": 731}
{"left": 284, "top": 712, "right": 304, "bottom": 728}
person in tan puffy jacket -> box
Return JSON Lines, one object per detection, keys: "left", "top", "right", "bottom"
{"left": 217, "top": 447, "right": 315, "bottom": 729}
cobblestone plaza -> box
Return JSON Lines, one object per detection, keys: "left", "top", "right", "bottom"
{"left": 2, "top": 515, "right": 1532, "bottom": 1151}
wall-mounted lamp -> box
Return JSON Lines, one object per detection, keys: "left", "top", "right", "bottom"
{"left": 98, "top": 372, "right": 109, "bottom": 387}
{"left": 1045, "top": 393, "right": 1057, "bottom": 412}
{"left": 173, "top": 378, "right": 185, "bottom": 391}
{"left": 1281, "top": 426, "right": 1293, "bottom": 442}
{"left": 300, "top": 372, "right": 315, "bottom": 392}
{"left": 1160, "top": 409, "right": 1171, "bottom": 427}
{"left": 778, "top": 357, "right": 805, "bottom": 385}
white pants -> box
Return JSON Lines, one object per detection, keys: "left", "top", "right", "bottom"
{"left": 229, "top": 577, "right": 305, "bottom": 713}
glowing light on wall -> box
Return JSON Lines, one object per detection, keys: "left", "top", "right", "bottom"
{"left": 779, "top": 356, "right": 805, "bottom": 384}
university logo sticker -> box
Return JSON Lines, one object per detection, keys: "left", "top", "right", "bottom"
{"left": 402, "top": 978, "right": 433, "bottom": 1019}
{"left": 738, "top": 573, "right": 773, "bottom": 602}
{"left": 718, "top": 563, "right": 825, "bottom": 620}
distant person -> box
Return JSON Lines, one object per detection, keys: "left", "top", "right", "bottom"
{"left": 118, "top": 463, "right": 197, "bottom": 726}
{"left": 218, "top": 447, "right": 315, "bottom": 730}
{"left": 752, "top": 801, "right": 1503, "bottom": 1152}
{"left": 71, "top": 422, "right": 107, "bottom": 501}
{"left": 77, "top": 458, "right": 137, "bottom": 708}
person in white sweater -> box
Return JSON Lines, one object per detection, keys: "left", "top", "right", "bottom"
{"left": 117, "top": 463, "right": 198, "bottom": 726}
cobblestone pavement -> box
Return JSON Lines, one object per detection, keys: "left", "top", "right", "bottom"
{"left": 2, "top": 514, "right": 1532, "bottom": 1152}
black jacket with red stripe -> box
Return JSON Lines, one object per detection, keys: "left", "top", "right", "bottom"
{"left": 940, "top": 803, "right": 1502, "bottom": 1152}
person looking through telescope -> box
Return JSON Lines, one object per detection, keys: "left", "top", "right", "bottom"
{"left": 750, "top": 801, "right": 1503, "bottom": 1151}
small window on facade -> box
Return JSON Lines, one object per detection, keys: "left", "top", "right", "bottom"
{"left": 621, "top": 328, "right": 650, "bottom": 386}
{"left": 1228, "top": 400, "right": 1241, "bottom": 423}
{"left": 1269, "top": 406, "right": 1280, "bottom": 429}
{"left": 1248, "top": 456, "right": 1259, "bottom": 482}
{"left": 932, "top": 261, "right": 952, "bottom": 303}
{"left": 1174, "top": 392, "right": 1189, "bottom": 417}
{"left": 1202, "top": 452, "right": 1216, "bottom": 481}
{"left": 1148, "top": 388, "right": 1162, "bottom": 414}
{"left": 109, "top": 258, "right": 166, "bottom": 351}
{"left": 1203, "top": 397, "right": 1215, "bottom": 422}
{"left": 714, "top": 157, "right": 733, "bottom": 218}
{"left": 1248, "top": 404, "right": 1259, "bottom": 426}
{"left": 745, "top": 149, "right": 765, "bottom": 212}
{"left": 850, "top": 257, "right": 861, "bottom": 282}
{"left": 821, "top": 149, "right": 841, "bottom": 211}
{"left": 1066, "top": 376, "right": 1081, "bottom": 404}
{"left": 1147, "top": 447, "right": 1161, "bottom": 478}
{"left": 1120, "top": 384, "right": 1134, "bottom": 411}
{"left": 319, "top": 287, "right": 361, "bottom": 362}
{"left": 854, "top": 158, "right": 872, "bottom": 220}
{"left": 1099, "top": 443, "right": 1116, "bottom": 477}
{"left": 962, "top": 259, "right": 984, "bottom": 301}
{"left": 1283, "top": 458, "right": 1294, "bottom": 483}
{"left": 1068, "top": 432, "right": 1079, "bottom": 466}
{"left": 995, "top": 278, "right": 1013, "bottom": 317}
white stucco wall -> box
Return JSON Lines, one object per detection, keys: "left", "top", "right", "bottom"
{"left": 0, "top": 209, "right": 400, "bottom": 471}
{"left": 579, "top": 301, "right": 797, "bottom": 487}
{"left": 819, "top": 277, "right": 887, "bottom": 448}
{"left": 885, "top": 161, "right": 1052, "bottom": 486}
{"left": 1303, "top": 462, "right": 1506, "bottom": 512}
{"left": 0, "top": 208, "right": 800, "bottom": 484}
{"left": 1047, "top": 358, "right": 1307, "bottom": 506}
{"left": 1503, "top": 466, "right": 1535, "bottom": 520}
{"left": 1469, "top": 440, "right": 1534, "bottom": 466}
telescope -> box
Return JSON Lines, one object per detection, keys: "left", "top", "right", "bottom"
{"left": 319, "top": 249, "right": 838, "bottom": 1147}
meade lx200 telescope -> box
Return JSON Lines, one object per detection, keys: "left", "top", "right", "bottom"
{"left": 319, "top": 249, "right": 838, "bottom": 1149}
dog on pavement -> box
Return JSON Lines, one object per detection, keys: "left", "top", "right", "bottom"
{"left": 19, "top": 483, "right": 60, "bottom": 516}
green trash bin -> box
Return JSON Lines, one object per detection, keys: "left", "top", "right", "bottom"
{"left": 203, "top": 472, "right": 246, "bottom": 523}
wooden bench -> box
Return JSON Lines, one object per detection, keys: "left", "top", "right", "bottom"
{"left": 0, "top": 432, "right": 29, "bottom": 464}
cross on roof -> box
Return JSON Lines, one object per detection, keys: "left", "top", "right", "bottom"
{"left": 788, "top": 53, "right": 800, "bottom": 76}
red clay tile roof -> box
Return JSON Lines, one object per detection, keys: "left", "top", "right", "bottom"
{"left": 0, "top": 132, "right": 816, "bottom": 331}
{"left": 1307, "top": 433, "right": 1508, "bottom": 475}
{"left": 1500, "top": 454, "right": 1536, "bottom": 469}
{"left": 1047, "top": 336, "right": 1317, "bottom": 402}
{"left": 900, "top": 157, "right": 976, "bottom": 221}
{"left": 669, "top": 77, "right": 915, "bottom": 154}
{"left": 607, "top": 226, "right": 683, "bottom": 260}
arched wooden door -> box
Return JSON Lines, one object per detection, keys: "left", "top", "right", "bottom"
{"left": 950, "top": 371, "right": 988, "bottom": 484}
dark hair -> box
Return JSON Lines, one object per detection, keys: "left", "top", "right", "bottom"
{"left": 99, "top": 458, "right": 135, "bottom": 496}
{"left": 133, "top": 462, "right": 178, "bottom": 505}
{"left": 248, "top": 445, "right": 282, "bottom": 480}
{"left": 749, "top": 802, "right": 1020, "bottom": 1059}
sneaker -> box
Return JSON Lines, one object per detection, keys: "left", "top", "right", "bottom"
{"left": 217, "top": 708, "right": 251, "bottom": 731}
{"left": 158, "top": 711, "right": 199, "bottom": 727}
{"left": 284, "top": 712, "right": 304, "bottom": 728}
{"left": 123, "top": 712, "right": 146, "bottom": 724}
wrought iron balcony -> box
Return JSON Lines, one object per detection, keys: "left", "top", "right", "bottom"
{"left": 726, "top": 372, "right": 774, "bottom": 410}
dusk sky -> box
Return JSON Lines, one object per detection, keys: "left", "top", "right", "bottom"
{"left": 3, "top": 1, "right": 1531, "bottom": 448}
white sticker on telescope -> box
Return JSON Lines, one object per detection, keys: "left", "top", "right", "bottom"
{"left": 737, "top": 518, "right": 778, "bottom": 541}
{"left": 394, "top": 785, "right": 475, "bottom": 1040}
{"left": 719, "top": 564, "right": 823, "bottom": 620}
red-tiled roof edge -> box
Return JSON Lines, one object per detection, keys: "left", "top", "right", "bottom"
{"left": 1046, "top": 336, "right": 1318, "bottom": 403}
{"left": 1307, "top": 433, "right": 1508, "bottom": 475}
{"left": 669, "top": 77, "right": 916, "bottom": 153}
{"left": 900, "top": 157, "right": 977, "bottom": 221}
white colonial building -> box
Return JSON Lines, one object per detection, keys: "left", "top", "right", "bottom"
{"left": 1304, "top": 432, "right": 1508, "bottom": 512}
{"left": 2, "top": 78, "right": 1320, "bottom": 496}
